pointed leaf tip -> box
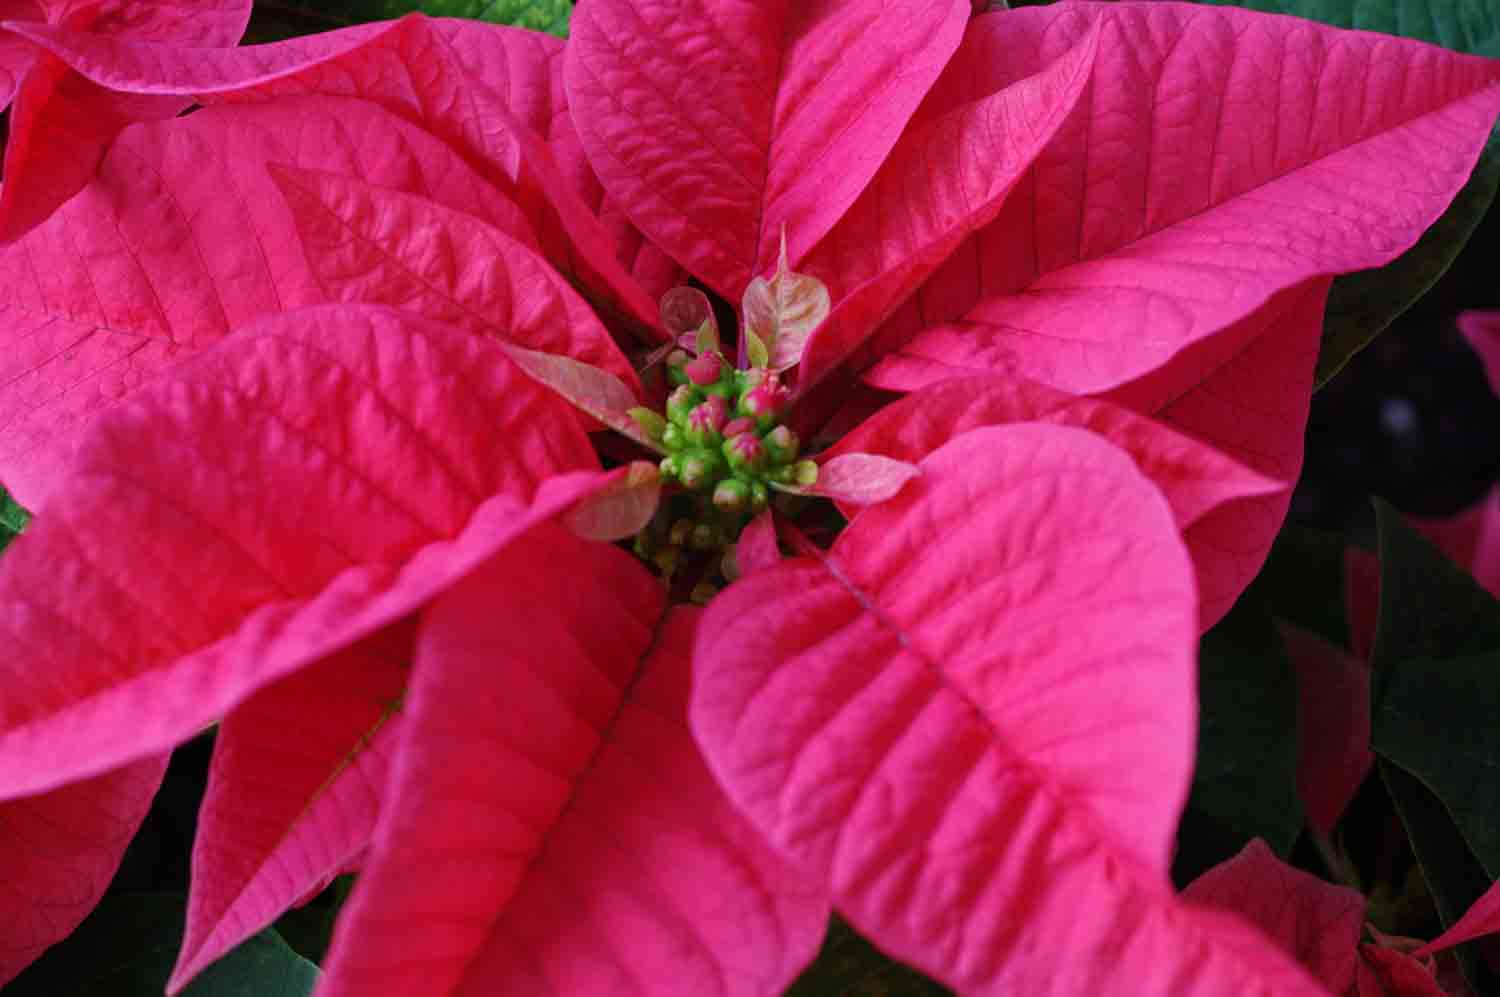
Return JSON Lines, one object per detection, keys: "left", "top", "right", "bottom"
{"left": 499, "top": 344, "right": 663, "bottom": 453}
{"left": 565, "top": 462, "right": 662, "bottom": 541}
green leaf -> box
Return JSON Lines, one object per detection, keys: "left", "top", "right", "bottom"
{"left": 1255, "top": 526, "right": 1351, "bottom": 648}
{"left": 0, "top": 484, "right": 30, "bottom": 556}
{"left": 1369, "top": 499, "right": 1500, "bottom": 701}
{"left": 1375, "top": 651, "right": 1500, "bottom": 877}
{"left": 786, "top": 915, "right": 951, "bottom": 997}
{"left": 245, "top": 0, "right": 572, "bottom": 42}
{"left": 6, "top": 893, "right": 319, "bottom": 997}
{"left": 1173, "top": 587, "right": 1303, "bottom": 885}
{"left": 1380, "top": 761, "right": 1500, "bottom": 992}
{"left": 1209, "top": 0, "right": 1500, "bottom": 386}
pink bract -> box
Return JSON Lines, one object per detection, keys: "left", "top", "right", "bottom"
{"left": 0, "top": 0, "right": 1496, "bottom": 992}
{"left": 1188, "top": 838, "right": 1500, "bottom": 996}
{"left": 0, "top": 0, "right": 251, "bottom": 240}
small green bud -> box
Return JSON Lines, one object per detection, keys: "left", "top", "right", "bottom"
{"left": 764, "top": 425, "right": 799, "bottom": 462}
{"left": 658, "top": 455, "right": 681, "bottom": 481}
{"left": 661, "top": 423, "right": 686, "bottom": 450}
{"left": 666, "top": 385, "right": 699, "bottom": 424}
{"left": 679, "top": 452, "right": 721, "bottom": 490}
{"left": 792, "top": 459, "right": 818, "bottom": 487}
{"left": 750, "top": 481, "right": 770, "bottom": 514}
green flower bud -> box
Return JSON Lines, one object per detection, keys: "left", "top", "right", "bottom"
{"left": 763, "top": 424, "right": 799, "bottom": 463}
{"left": 713, "top": 478, "right": 750, "bottom": 514}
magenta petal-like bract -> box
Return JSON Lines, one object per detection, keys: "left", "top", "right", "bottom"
{"left": 867, "top": 3, "right": 1500, "bottom": 395}
{"left": 824, "top": 373, "right": 1279, "bottom": 621}
{"left": 796, "top": 16, "right": 1099, "bottom": 393}
{"left": 695, "top": 424, "right": 1323, "bottom": 993}
{"left": 0, "top": 96, "right": 528, "bottom": 507}
{"left": 0, "top": 757, "right": 168, "bottom": 987}
{"left": 0, "top": 305, "right": 596, "bottom": 800}
{"left": 319, "top": 552, "right": 828, "bottom": 996}
{"left": 1184, "top": 839, "right": 1364, "bottom": 993}
{"left": 171, "top": 631, "right": 411, "bottom": 991}
{"left": 564, "top": 0, "right": 970, "bottom": 299}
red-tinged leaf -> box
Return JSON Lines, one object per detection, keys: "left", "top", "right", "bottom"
{"left": 659, "top": 285, "right": 717, "bottom": 343}
{"left": 695, "top": 424, "right": 1321, "bottom": 993}
{"left": 267, "top": 164, "right": 642, "bottom": 388}
{"left": 861, "top": 3, "right": 1500, "bottom": 399}
{"left": 796, "top": 18, "right": 1100, "bottom": 395}
{"left": 0, "top": 52, "right": 186, "bottom": 241}
{"left": 0, "top": 757, "right": 167, "bottom": 987}
{"left": 1183, "top": 838, "right": 1364, "bottom": 993}
{"left": 0, "top": 95, "right": 531, "bottom": 508}
{"left": 1420, "top": 878, "right": 1500, "bottom": 956}
{"left": 743, "top": 233, "right": 830, "bottom": 373}
{"left": 318, "top": 550, "right": 828, "bottom": 997}
{"left": 563, "top": 462, "right": 661, "bottom": 541}
{"left": 170, "top": 629, "right": 410, "bottom": 992}
{"left": 1278, "top": 622, "right": 1373, "bottom": 834}
{"left": 823, "top": 373, "right": 1280, "bottom": 622}
{"left": 736, "top": 510, "right": 782, "bottom": 578}
{"left": 1345, "top": 546, "right": 1381, "bottom": 663}
{"left": 501, "top": 343, "right": 661, "bottom": 452}
{"left": 1357, "top": 945, "right": 1449, "bottom": 997}
{"left": 565, "top": 0, "right": 971, "bottom": 300}
{"left": 799, "top": 453, "right": 919, "bottom": 505}
{"left": 0, "top": 306, "right": 604, "bottom": 800}
{"left": 1459, "top": 310, "right": 1500, "bottom": 395}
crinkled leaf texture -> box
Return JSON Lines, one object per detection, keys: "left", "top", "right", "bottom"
{"left": 319, "top": 562, "right": 828, "bottom": 996}
{"left": 0, "top": 757, "right": 167, "bottom": 987}
{"left": 824, "top": 373, "right": 1281, "bottom": 628}
{"left": 564, "top": 0, "right": 972, "bottom": 298}
{"left": 694, "top": 424, "right": 1322, "bottom": 994}
{"left": 0, "top": 306, "right": 625, "bottom": 975}
{"left": 0, "top": 0, "right": 252, "bottom": 240}
{"left": 857, "top": 2, "right": 1500, "bottom": 619}
{"left": 0, "top": 94, "right": 532, "bottom": 508}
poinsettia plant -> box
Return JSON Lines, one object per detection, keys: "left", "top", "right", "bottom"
{"left": 1, "top": 0, "right": 1500, "bottom": 994}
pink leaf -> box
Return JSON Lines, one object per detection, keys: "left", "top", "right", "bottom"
{"left": 801, "top": 452, "right": 919, "bottom": 505}
{"left": 0, "top": 757, "right": 167, "bottom": 986}
{"left": 1356, "top": 945, "right": 1448, "bottom": 997}
{"left": 0, "top": 95, "right": 529, "bottom": 508}
{"left": 0, "top": 306, "right": 601, "bottom": 800}
{"left": 318, "top": 550, "right": 828, "bottom": 996}
{"left": 170, "top": 629, "right": 410, "bottom": 991}
{"left": 0, "top": 52, "right": 186, "bottom": 241}
{"left": 1278, "top": 623, "right": 1373, "bottom": 834}
{"left": 563, "top": 462, "right": 662, "bottom": 542}
{"left": 742, "top": 232, "right": 830, "bottom": 372}
{"left": 47, "top": 0, "right": 251, "bottom": 46}
{"left": 1419, "top": 878, "right": 1500, "bottom": 956}
{"left": 565, "top": 0, "right": 971, "bottom": 299}
{"left": 695, "top": 423, "right": 1320, "bottom": 993}
{"left": 735, "top": 510, "right": 782, "bottom": 578}
{"left": 1413, "top": 485, "right": 1500, "bottom": 598}
{"left": 1458, "top": 310, "right": 1500, "bottom": 396}
{"left": 823, "top": 373, "right": 1281, "bottom": 620}
{"left": 1183, "top": 838, "right": 1365, "bottom": 993}
{"left": 266, "top": 164, "right": 640, "bottom": 388}
{"left": 863, "top": 3, "right": 1500, "bottom": 397}
{"left": 795, "top": 17, "right": 1100, "bottom": 394}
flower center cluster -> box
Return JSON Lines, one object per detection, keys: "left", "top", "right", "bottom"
{"left": 629, "top": 348, "right": 814, "bottom": 598}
